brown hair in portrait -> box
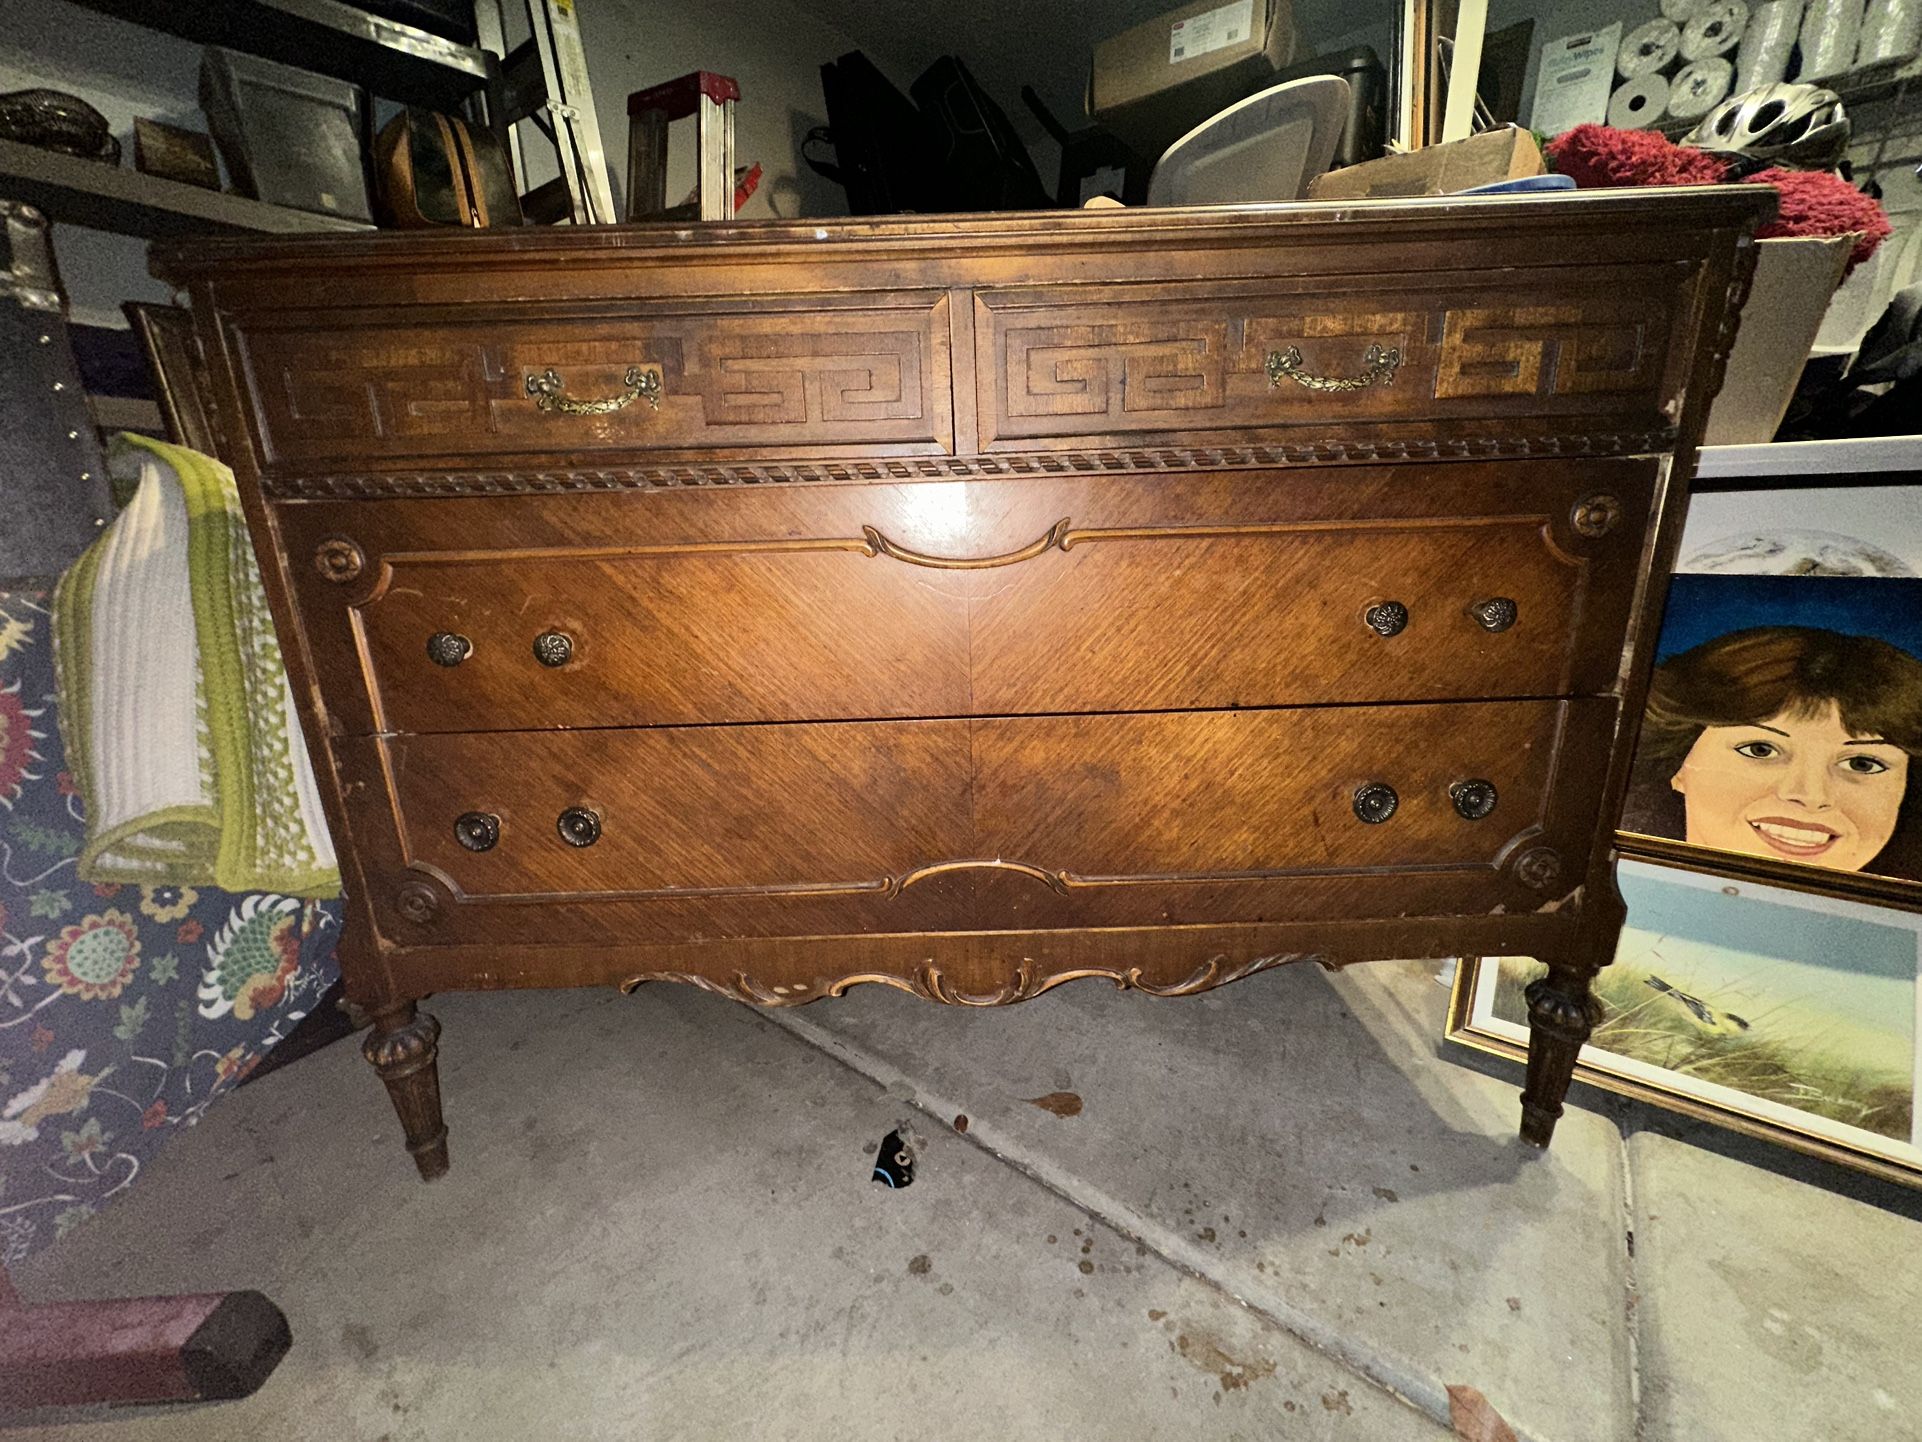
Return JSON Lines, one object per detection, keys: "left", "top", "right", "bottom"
{"left": 1623, "top": 626, "right": 1922, "bottom": 878}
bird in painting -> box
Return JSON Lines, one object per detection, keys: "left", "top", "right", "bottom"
{"left": 1644, "top": 974, "right": 1753, "bottom": 1037}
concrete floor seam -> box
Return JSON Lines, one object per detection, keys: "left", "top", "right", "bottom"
{"left": 753, "top": 1001, "right": 1518, "bottom": 1442}
{"left": 1617, "top": 1118, "right": 1647, "bottom": 1442}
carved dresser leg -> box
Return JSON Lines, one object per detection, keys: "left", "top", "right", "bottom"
{"left": 1520, "top": 858, "right": 1627, "bottom": 1147}
{"left": 1518, "top": 965, "right": 1603, "bottom": 1148}
{"left": 361, "top": 1000, "right": 449, "bottom": 1180}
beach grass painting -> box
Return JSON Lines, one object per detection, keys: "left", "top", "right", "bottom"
{"left": 1455, "top": 858, "right": 1922, "bottom": 1182}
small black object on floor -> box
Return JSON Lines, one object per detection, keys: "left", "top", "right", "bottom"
{"left": 872, "top": 1130, "right": 914, "bottom": 1189}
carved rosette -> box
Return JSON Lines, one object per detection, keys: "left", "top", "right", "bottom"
{"left": 1511, "top": 845, "right": 1566, "bottom": 893}
{"left": 396, "top": 880, "right": 441, "bottom": 925}
{"left": 1570, "top": 493, "right": 1621, "bottom": 538}
{"left": 313, "top": 536, "right": 365, "bottom": 582}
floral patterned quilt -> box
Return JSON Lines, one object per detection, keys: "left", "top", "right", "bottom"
{"left": 0, "top": 590, "right": 342, "bottom": 1264}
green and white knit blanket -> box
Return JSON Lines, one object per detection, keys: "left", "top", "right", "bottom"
{"left": 53, "top": 435, "right": 338, "bottom": 897}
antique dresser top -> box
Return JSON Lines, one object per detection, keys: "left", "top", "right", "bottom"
{"left": 155, "top": 188, "right": 1773, "bottom": 289}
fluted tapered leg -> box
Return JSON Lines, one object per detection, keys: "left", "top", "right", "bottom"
{"left": 361, "top": 1000, "right": 448, "bottom": 1180}
{"left": 1519, "top": 965, "right": 1602, "bottom": 1147}
{"left": 1519, "top": 860, "right": 1625, "bottom": 1148}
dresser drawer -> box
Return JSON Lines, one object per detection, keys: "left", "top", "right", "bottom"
{"left": 338, "top": 718, "right": 980, "bottom": 946}
{"left": 230, "top": 295, "right": 955, "bottom": 471}
{"left": 282, "top": 457, "right": 1653, "bottom": 736}
{"left": 974, "top": 264, "right": 1692, "bottom": 452}
{"left": 338, "top": 698, "right": 1611, "bottom": 948}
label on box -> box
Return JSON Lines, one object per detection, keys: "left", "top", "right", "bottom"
{"left": 1170, "top": 0, "right": 1254, "bottom": 63}
{"left": 1529, "top": 24, "right": 1623, "bottom": 136}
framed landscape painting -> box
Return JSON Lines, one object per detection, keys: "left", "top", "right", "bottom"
{"left": 1447, "top": 857, "right": 1922, "bottom": 1187}
{"left": 1620, "top": 483, "right": 1922, "bottom": 904}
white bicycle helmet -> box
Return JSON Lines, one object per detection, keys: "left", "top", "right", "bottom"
{"left": 1683, "top": 82, "right": 1850, "bottom": 169}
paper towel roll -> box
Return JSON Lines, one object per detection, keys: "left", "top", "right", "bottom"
{"left": 1800, "top": 0, "right": 1866, "bottom": 78}
{"left": 1620, "top": 18, "right": 1684, "bottom": 75}
{"left": 1738, "top": 0, "right": 1805, "bottom": 87}
{"left": 1682, "top": 1, "right": 1750, "bottom": 59}
{"left": 1609, "top": 72, "right": 1674, "bottom": 126}
{"left": 1858, "top": 0, "right": 1922, "bottom": 65}
{"left": 1668, "top": 56, "right": 1735, "bottom": 117}
{"left": 1663, "top": 0, "right": 1709, "bottom": 20}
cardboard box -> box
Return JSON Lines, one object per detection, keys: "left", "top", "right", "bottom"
{"left": 1090, "top": 0, "right": 1296, "bottom": 160}
{"left": 1704, "top": 235, "right": 1853, "bottom": 446}
{"left": 1307, "top": 125, "right": 1545, "bottom": 200}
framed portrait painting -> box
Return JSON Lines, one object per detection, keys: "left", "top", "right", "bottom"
{"left": 1447, "top": 857, "right": 1922, "bottom": 1187}
{"left": 1621, "top": 482, "right": 1922, "bottom": 904}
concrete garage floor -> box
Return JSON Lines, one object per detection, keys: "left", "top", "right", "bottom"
{"left": 11, "top": 960, "right": 1922, "bottom": 1441}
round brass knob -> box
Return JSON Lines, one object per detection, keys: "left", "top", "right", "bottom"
{"left": 1353, "top": 782, "right": 1399, "bottom": 825}
{"left": 454, "top": 811, "right": 501, "bottom": 852}
{"left": 1364, "top": 601, "right": 1408, "bottom": 637}
{"left": 533, "top": 630, "right": 574, "bottom": 668}
{"left": 427, "top": 632, "right": 472, "bottom": 667}
{"left": 1471, "top": 597, "right": 1518, "bottom": 633}
{"left": 557, "top": 806, "right": 601, "bottom": 847}
{"left": 1449, "top": 779, "right": 1498, "bottom": 820}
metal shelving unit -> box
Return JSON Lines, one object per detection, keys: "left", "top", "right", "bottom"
{"left": 1657, "top": 53, "right": 1922, "bottom": 139}
{"left": 0, "top": 138, "right": 372, "bottom": 238}
{"left": 65, "top": 0, "right": 491, "bottom": 108}
{"left": 3, "top": 2, "right": 493, "bottom": 241}
{"left": 1696, "top": 435, "right": 1922, "bottom": 479}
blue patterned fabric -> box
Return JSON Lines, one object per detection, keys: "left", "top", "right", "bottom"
{"left": 0, "top": 590, "right": 342, "bottom": 1264}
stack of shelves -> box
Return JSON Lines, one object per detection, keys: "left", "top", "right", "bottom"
{"left": 2, "top": 0, "right": 492, "bottom": 239}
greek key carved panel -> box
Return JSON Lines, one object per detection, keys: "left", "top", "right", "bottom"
{"left": 243, "top": 305, "right": 949, "bottom": 464}
{"left": 1434, "top": 305, "right": 1656, "bottom": 400}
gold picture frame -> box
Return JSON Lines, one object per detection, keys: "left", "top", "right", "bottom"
{"left": 1447, "top": 855, "right": 1922, "bottom": 1189}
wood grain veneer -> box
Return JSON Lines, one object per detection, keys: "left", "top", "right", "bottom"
{"left": 156, "top": 190, "right": 1772, "bottom": 1178}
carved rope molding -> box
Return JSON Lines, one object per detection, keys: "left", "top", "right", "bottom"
{"left": 263, "top": 430, "right": 1682, "bottom": 500}
{"left": 616, "top": 951, "right": 1329, "bottom": 1008}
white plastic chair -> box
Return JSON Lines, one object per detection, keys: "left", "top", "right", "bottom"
{"left": 1145, "top": 75, "right": 1353, "bottom": 206}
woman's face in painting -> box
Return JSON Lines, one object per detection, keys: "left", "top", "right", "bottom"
{"left": 1670, "top": 700, "right": 1910, "bottom": 871}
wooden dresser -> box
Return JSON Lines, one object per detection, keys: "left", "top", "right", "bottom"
{"left": 157, "top": 191, "right": 1768, "bottom": 1179}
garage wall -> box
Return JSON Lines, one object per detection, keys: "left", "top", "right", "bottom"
{"left": 576, "top": 0, "right": 869, "bottom": 221}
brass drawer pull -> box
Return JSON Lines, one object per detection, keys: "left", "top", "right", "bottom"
{"left": 1364, "top": 601, "right": 1408, "bottom": 637}
{"left": 525, "top": 365, "right": 662, "bottom": 415}
{"left": 1266, "top": 343, "right": 1401, "bottom": 393}
{"left": 426, "top": 631, "right": 472, "bottom": 667}
{"left": 1353, "top": 782, "right": 1399, "bottom": 825}
{"left": 557, "top": 806, "right": 601, "bottom": 847}
{"left": 1471, "top": 597, "right": 1518, "bottom": 633}
{"left": 1449, "top": 779, "right": 1498, "bottom": 820}
{"left": 863, "top": 518, "right": 1070, "bottom": 570}
{"left": 532, "top": 630, "right": 574, "bottom": 667}
{"left": 455, "top": 811, "right": 501, "bottom": 852}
